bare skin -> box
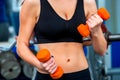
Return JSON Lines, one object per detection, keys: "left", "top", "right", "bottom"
{"left": 17, "top": 0, "right": 107, "bottom": 74}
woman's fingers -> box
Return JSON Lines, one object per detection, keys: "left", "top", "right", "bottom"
{"left": 49, "top": 63, "right": 57, "bottom": 74}
{"left": 86, "top": 14, "right": 103, "bottom": 29}
{"left": 42, "top": 57, "right": 57, "bottom": 74}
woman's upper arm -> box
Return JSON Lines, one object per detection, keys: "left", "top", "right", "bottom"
{"left": 84, "top": 0, "right": 97, "bottom": 20}
{"left": 18, "top": 0, "right": 40, "bottom": 45}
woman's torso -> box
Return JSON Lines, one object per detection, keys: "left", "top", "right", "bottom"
{"left": 38, "top": 42, "right": 88, "bottom": 73}
{"left": 35, "top": 0, "right": 89, "bottom": 73}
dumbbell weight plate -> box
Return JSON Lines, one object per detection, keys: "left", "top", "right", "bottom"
{"left": 23, "top": 62, "right": 34, "bottom": 79}
{"left": 1, "top": 60, "right": 21, "bottom": 80}
{"left": 0, "top": 51, "right": 17, "bottom": 64}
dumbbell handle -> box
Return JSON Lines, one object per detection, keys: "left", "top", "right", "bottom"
{"left": 77, "top": 8, "right": 110, "bottom": 37}
{"left": 36, "top": 49, "right": 63, "bottom": 79}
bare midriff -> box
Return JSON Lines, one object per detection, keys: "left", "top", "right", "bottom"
{"left": 37, "top": 42, "right": 88, "bottom": 73}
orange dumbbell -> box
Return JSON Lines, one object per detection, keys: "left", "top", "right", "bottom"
{"left": 77, "top": 7, "right": 110, "bottom": 37}
{"left": 36, "top": 49, "right": 63, "bottom": 79}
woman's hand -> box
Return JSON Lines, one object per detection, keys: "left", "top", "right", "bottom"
{"left": 86, "top": 14, "right": 103, "bottom": 35}
{"left": 42, "top": 57, "right": 57, "bottom": 74}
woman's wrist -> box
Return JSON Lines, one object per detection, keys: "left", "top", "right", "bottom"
{"left": 90, "top": 26, "right": 103, "bottom": 37}
{"left": 36, "top": 61, "right": 49, "bottom": 73}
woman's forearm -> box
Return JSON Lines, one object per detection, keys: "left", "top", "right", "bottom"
{"left": 16, "top": 42, "right": 43, "bottom": 71}
{"left": 91, "top": 27, "right": 107, "bottom": 55}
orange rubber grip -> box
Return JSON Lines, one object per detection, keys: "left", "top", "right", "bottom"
{"left": 77, "top": 7, "right": 110, "bottom": 37}
{"left": 97, "top": 7, "right": 110, "bottom": 20}
{"left": 36, "top": 49, "right": 64, "bottom": 79}
{"left": 77, "top": 24, "right": 90, "bottom": 37}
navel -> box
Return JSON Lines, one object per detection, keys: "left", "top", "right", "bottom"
{"left": 67, "top": 58, "right": 70, "bottom": 62}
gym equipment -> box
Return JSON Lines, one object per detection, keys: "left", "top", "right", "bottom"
{"left": 36, "top": 49, "right": 64, "bottom": 79}
{"left": 77, "top": 8, "right": 110, "bottom": 37}
{"left": 0, "top": 39, "right": 16, "bottom": 51}
{"left": 87, "top": 32, "right": 120, "bottom": 80}
{"left": 0, "top": 51, "right": 21, "bottom": 80}
{"left": 0, "top": 40, "right": 35, "bottom": 80}
{"left": 20, "top": 60, "right": 34, "bottom": 79}
{"left": 83, "top": 32, "right": 120, "bottom": 43}
{"left": 102, "top": 65, "right": 120, "bottom": 76}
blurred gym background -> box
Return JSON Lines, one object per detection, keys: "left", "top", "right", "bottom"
{"left": 0, "top": 0, "right": 120, "bottom": 80}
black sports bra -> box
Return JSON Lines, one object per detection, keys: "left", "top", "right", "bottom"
{"left": 34, "top": 0, "right": 86, "bottom": 44}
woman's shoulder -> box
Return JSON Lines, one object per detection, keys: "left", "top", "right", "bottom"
{"left": 20, "top": 0, "right": 40, "bottom": 20}
{"left": 20, "top": 0, "right": 40, "bottom": 15}
{"left": 21, "top": 0, "right": 40, "bottom": 8}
